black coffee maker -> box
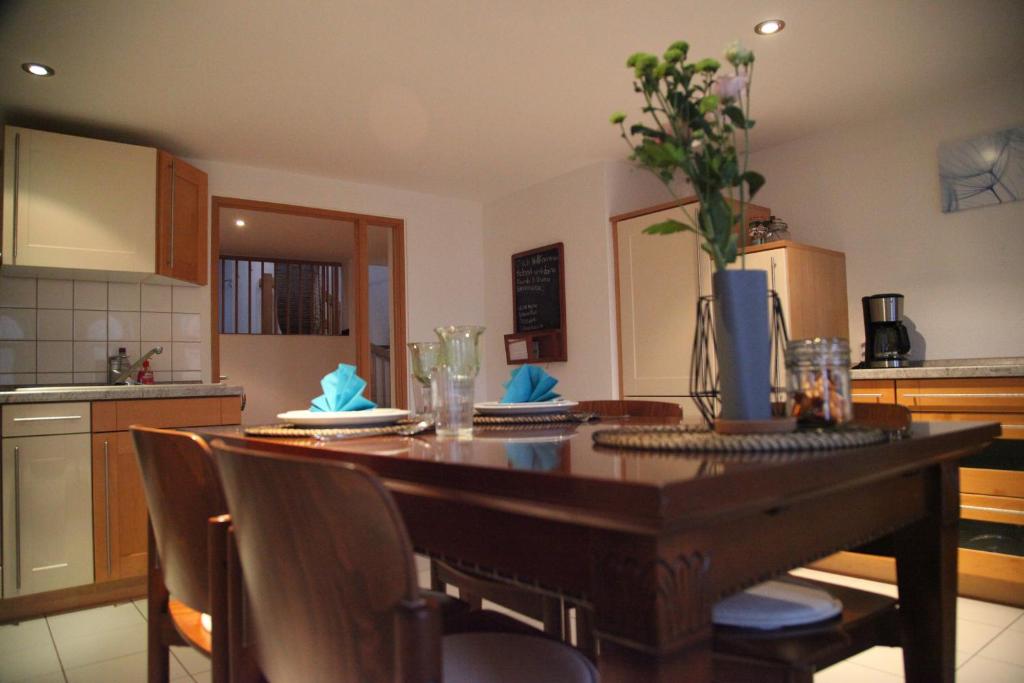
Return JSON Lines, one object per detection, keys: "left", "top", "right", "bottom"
{"left": 861, "top": 293, "right": 911, "bottom": 367}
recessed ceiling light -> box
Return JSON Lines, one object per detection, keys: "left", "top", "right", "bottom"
{"left": 754, "top": 19, "right": 785, "bottom": 35}
{"left": 234, "top": 218, "right": 246, "bottom": 227}
{"left": 22, "top": 62, "right": 55, "bottom": 77}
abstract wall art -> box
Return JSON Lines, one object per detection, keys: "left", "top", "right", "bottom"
{"left": 938, "top": 126, "right": 1024, "bottom": 213}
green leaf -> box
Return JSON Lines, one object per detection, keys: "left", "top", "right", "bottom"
{"left": 742, "top": 171, "right": 766, "bottom": 197}
{"left": 722, "top": 105, "right": 748, "bottom": 129}
{"left": 642, "top": 219, "right": 695, "bottom": 235}
{"left": 698, "top": 95, "right": 719, "bottom": 114}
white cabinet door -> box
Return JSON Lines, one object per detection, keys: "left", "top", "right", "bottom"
{"left": 616, "top": 205, "right": 708, "bottom": 396}
{"left": 2, "top": 434, "right": 94, "bottom": 597}
{"left": 2, "top": 126, "right": 156, "bottom": 274}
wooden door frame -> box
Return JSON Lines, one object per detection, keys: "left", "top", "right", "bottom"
{"left": 210, "top": 196, "right": 407, "bottom": 408}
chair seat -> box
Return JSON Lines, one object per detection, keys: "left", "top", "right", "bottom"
{"left": 443, "top": 632, "right": 598, "bottom": 683}
{"left": 714, "top": 579, "right": 900, "bottom": 677}
{"left": 169, "top": 599, "right": 213, "bottom": 656}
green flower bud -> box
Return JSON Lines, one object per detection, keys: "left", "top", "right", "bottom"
{"left": 626, "top": 52, "right": 643, "bottom": 68}
{"left": 663, "top": 48, "right": 683, "bottom": 64}
{"left": 694, "top": 58, "right": 720, "bottom": 73}
{"left": 610, "top": 112, "right": 627, "bottom": 124}
{"left": 634, "top": 53, "right": 659, "bottom": 78}
{"left": 668, "top": 41, "right": 689, "bottom": 55}
{"left": 654, "top": 62, "right": 668, "bottom": 78}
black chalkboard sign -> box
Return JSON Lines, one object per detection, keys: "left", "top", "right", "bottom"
{"left": 512, "top": 243, "right": 565, "bottom": 333}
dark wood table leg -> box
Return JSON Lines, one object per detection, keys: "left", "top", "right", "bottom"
{"left": 147, "top": 521, "right": 171, "bottom": 683}
{"left": 894, "top": 461, "right": 959, "bottom": 683}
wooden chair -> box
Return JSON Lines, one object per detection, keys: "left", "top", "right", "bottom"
{"left": 209, "top": 439, "right": 598, "bottom": 682}
{"left": 131, "top": 426, "right": 231, "bottom": 683}
{"left": 577, "top": 399, "right": 683, "bottom": 419}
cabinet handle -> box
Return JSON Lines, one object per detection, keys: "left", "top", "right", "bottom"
{"left": 103, "top": 440, "right": 112, "bottom": 576}
{"left": 961, "top": 504, "right": 1024, "bottom": 517}
{"left": 1002, "top": 424, "right": 1024, "bottom": 430}
{"left": 12, "top": 415, "right": 83, "bottom": 422}
{"left": 901, "top": 392, "right": 1024, "bottom": 399}
{"left": 14, "top": 445, "right": 21, "bottom": 590}
{"left": 169, "top": 158, "right": 175, "bottom": 269}
{"left": 12, "top": 132, "right": 21, "bottom": 264}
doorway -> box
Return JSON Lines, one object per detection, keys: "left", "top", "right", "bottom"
{"left": 210, "top": 197, "right": 406, "bottom": 424}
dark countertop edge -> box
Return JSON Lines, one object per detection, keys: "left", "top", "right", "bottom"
{"left": 0, "top": 383, "right": 244, "bottom": 404}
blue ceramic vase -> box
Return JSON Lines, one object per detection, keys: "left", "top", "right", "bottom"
{"left": 712, "top": 269, "right": 771, "bottom": 421}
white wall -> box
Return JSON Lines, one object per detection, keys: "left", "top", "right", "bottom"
{"left": 481, "top": 161, "right": 678, "bottom": 401}
{"left": 194, "top": 160, "right": 487, "bottom": 407}
{"left": 749, "top": 82, "right": 1024, "bottom": 361}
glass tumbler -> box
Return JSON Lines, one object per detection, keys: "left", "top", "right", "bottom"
{"left": 433, "top": 325, "right": 485, "bottom": 438}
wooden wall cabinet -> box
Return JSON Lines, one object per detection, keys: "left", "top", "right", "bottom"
{"left": 2, "top": 126, "right": 208, "bottom": 285}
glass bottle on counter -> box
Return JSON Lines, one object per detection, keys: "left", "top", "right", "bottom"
{"left": 785, "top": 338, "right": 854, "bottom": 426}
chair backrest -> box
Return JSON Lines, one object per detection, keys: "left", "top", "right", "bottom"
{"left": 852, "top": 402, "right": 913, "bottom": 432}
{"left": 210, "top": 439, "right": 430, "bottom": 683}
{"left": 131, "top": 426, "right": 227, "bottom": 612}
{"left": 577, "top": 399, "right": 683, "bottom": 418}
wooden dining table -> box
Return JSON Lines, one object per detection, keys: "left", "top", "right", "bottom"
{"left": 198, "top": 416, "right": 999, "bottom": 683}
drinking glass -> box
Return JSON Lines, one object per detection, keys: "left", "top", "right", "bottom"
{"left": 433, "top": 325, "right": 485, "bottom": 438}
{"left": 407, "top": 341, "right": 441, "bottom": 419}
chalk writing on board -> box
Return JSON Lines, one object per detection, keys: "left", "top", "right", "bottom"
{"left": 513, "top": 245, "right": 563, "bottom": 332}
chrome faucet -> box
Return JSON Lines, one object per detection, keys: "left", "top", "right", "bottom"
{"left": 112, "top": 346, "right": 163, "bottom": 385}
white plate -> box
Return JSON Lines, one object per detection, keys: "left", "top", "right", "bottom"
{"left": 277, "top": 408, "right": 409, "bottom": 426}
{"left": 474, "top": 400, "right": 579, "bottom": 415}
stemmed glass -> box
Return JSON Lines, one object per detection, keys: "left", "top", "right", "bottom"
{"left": 407, "top": 341, "right": 441, "bottom": 419}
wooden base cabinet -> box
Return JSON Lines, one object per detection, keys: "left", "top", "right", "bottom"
{"left": 91, "top": 433, "right": 148, "bottom": 583}
{"left": 835, "top": 377, "right": 1024, "bottom": 606}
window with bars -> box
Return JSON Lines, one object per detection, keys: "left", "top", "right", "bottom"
{"left": 219, "top": 256, "right": 348, "bottom": 335}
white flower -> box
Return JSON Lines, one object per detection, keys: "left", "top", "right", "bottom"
{"left": 691, "top": 139, "right": 704, "bottom": 152}
{"left": 714, "top": 74, "right": 747, "bottom": 101}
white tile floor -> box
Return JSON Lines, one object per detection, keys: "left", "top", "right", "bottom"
{"left": 1, "top": 563, "right": 1021, "bottom": 682}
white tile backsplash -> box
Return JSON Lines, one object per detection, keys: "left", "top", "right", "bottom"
{"left": 74, "top": 341, "right": 111, "bottom": 373}
{"left": 73, "top": 281, "right": 107, "bottom": 310}
{"left": 0, "top": 277, "right": 205, "bottom": 384}
{"left": 0, "top": 277, "right": 36, "bottom": 308}
{"left": 141, "top": 312, "right": 172, "bottom": 340}
{"left": 108, "top": 283, "right": 141, "bottom": 311}
{"left": 38, "top": 342, "right": 74, "bottom": 372}
{"left": 0, "top": 341, "right": 37, "bottom": 372}
{"left": 0, "top": 308, "right": 37, "bottom": 340}
{"left": 37, "top": 309, "right": 74, "bottom": 340}
{"left": 141, "top": 284, "right": 173, "bottom": 312}
{"left": 108, "top": 312, "right": 141, "bottom": 341}
{"left": 74, "top": 310, "right": 108, "bottom": 341}
{"left": 37, "top": 279, "right": 73, "bottom": 309}
{"left": 172, "top": 286, "right": 202, "bottom": 313}
{"left": 172, "top": 313, "right": 201, "bottom": 342}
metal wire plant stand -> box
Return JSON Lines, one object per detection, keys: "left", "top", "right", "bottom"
{"left": 690, "top": 291, "right": 790, "bottom": 426}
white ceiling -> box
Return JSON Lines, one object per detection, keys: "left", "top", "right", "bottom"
{"left": 2, "top": 0, "right": 1022, "bottom": 203}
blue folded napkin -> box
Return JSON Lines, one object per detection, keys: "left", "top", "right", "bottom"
{"left": 500, "top": 365, "right": 560, "bottom": 404}
{"left": 310, "top": 363, "right": 377, "bottom": 412}
{"left": 504, "top": 443, "right": 562, "bottom": 472}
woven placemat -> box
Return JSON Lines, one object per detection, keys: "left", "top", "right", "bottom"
{"left": 472, "top": 413, "right": 580, "bottom": 425}
{"left": 244, "top": 422, "right": 421, "bottom": 438}
{"left": 592, "top": 424, "right": 888, "bottom": 457}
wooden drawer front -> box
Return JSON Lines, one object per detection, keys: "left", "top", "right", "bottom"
{"left": 2, "top": 402, "right": 91, "bottom": 437}
{"left": 912, "top": 411, "right": 1024, "bottom": 440}
{"left": 961, "top": 468, "right": 1024, "bottom": 499}
{"left": 113, "top": 397, "right": 230, "bottom": 430}
{"left": 959, "top": 547, "right": 1024, "bottom": 607}
{"left": 896, "top": 378, "right": 1024, "bottom": 413}
{"left": 851, "top": 379, "right": 896, "bottom": 404}
{"left": 962, "top": 493, "right": 1024, "bottom": 526}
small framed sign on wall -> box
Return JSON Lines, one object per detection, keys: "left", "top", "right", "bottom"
{"left": 505, "top": 242, "right": 567, "bottom": 364}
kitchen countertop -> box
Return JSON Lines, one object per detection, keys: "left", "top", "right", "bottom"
{"left": 850, "top": 357, "right": 1024, "bottom": 380}
{"left": 0, "top": 383, "right": 244, "bottom": 404}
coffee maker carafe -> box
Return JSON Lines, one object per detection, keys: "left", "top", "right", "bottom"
{"left": 861, "top": 294, "right": 911, "bottom": 367}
